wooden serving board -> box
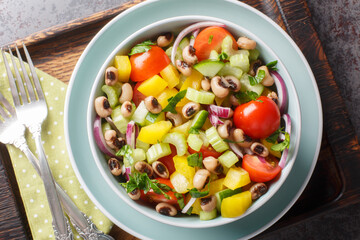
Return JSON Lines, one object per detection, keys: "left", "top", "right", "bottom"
{"left": 1, "top": 0, "right": 360, "bottom": 239}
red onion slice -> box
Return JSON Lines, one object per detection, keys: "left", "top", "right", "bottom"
{"left": 271, "top": 71, "right": 288, "bottom": 114}
{"left": 258, "top": 156, "right": 267, "bottom": 164}
{"left": 181, "top": 197, "right": 197, "bottom": 214}
{"left": 229, "top": 142, "right": 244, "bottom": 158}
{"left": 121, "top": 165, "right": 131, "bottom": 181}
{"left": 171, "top": 21, "right": 226, "bottom": 65}
{"left": 209, "top": 113, "right": 224, "bottom": 127}
{"left": 208, "top": 105, "right": 232, "bottom": 118}
{"left": 278, "top": 114, "right": 291, "bottom": 169}
{"left": 126, "top": 121, "right": 138, "bottom": 149}
{"left": 93, "top": 115, "right": 116, "bottom": 157}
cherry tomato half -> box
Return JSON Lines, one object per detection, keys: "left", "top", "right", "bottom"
{"left": 233, "top": 96, "right": 280, "bottom": 139}
{"left": 193, "top": 26, "right": 238, "bottom": 61}
{"left": 132, "top": 81, "right": 146, "bottom": 107}
{"left": 129, "top": 46, "right": 170, "bottom": 82}
{"left": 188, "top": 145, "right": 222, "bottom": 159}
{"left": 242, "top": 154, "right": 281, "bottom": 182}
{"left": 139, "top": 178, "right": 180, "bottom": 206}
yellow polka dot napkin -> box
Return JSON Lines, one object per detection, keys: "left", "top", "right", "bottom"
{"left": 0, "top": 53, "right": 113, "bottom": 239}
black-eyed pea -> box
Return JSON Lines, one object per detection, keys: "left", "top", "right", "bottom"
{"left": 193, "top": 169, "right": 211, "bottom": 190}
{"left": 200, "top": 195, "right": 217, "bottom": 212}
{"left": 156, "top": 202, "right": 177, "bottom": 216}
{"left": 249, "top": 183, "right": 268, "bottom": 200}
{"left": 94, "top": 96, "right": 112, "bottom": 118}
{"left": 105, "top": 66, "right": 119, "bottom": 86}
{"left": 237, "top": 36, "right": 257, "bottom": 50}
{"left": 108, "top": 158, "right": 122, "bottom": 176}
{"left": 119, "top": 83, "right": 133, "bottom": 104}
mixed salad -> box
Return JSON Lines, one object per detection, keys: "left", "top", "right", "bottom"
{"left": 93, "top": 21, "right": 291, "bottom": 220}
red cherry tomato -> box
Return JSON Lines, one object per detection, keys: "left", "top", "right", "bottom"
{"left": 242, "top": 154, "right": 281, "bottom": 182}
{"left": 233, "top": 96, "right": 280, "bottom": 139}
{"left": 132, "top": 81, "right": 146, "bottom": 107}
{"left": 158, "top": 144, "right": 177, "bottom": 175}
{"left": 129, "top": 46, "right": 170, "bottom": 82}
{"left": 139, "top": 178, "right": 180, "bottom": 206}
{"left": 188, "top": 145, "right": 222, "bottom": 159}
{"left": 193, "top": 26, "right": 238, "bottom": 61}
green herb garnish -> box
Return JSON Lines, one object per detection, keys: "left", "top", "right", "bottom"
{"left": 208, "top": 35, "right": 214, "bottom": 44}
{"left": 271, "top": 132, "right": 290, "bottom": 152}
{"left": 266, "top": 60, "right": 278, "bottom": 71}
{"left": 120, "top": 172, "right": 171, "bottom": 199}
{"left": 129, "top": 40, "right": 155, "bottom": 56}
{"left": 162, "top": 89, "right": 187, "bottom": 114}
{"left": 224, "top": 139, "right": 244, "bottom": 144}
{"left": 187, "top": 152, "right": 203, "bottom": 167}
{"left": 174, "top": 192, "right": 185, "bottom": 209}
{"left": 234, "top": 91, "right": 259, "bottom": 103}
{"left": 145, "top": 112, "right": 160, "bottom": 124}
{"left": 116, "top": 145, "right": 134, "bottom": 165}
{"left": 189, "top": 183, "right": 210, "bottom": 198}
{"left": 266, "top": 127, "right": 284, "bottom": 144}
{"left": 219, "top": 52, "right": 228, "bottom": 61}
{"left": 248, "top": 69, "right": 265, "bottom": 86}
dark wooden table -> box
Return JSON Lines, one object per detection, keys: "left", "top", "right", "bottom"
{"left": 1, "top": 0, "right": 359, "bottom": 239}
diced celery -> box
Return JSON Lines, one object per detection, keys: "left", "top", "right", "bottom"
{"left": 209, "top": 50, "right": 219, "bottom": 60}
{"left": 186, "top": 87, "right": 215, "bottom": 105}
{"left": 218, "top": 150, "right": 239, "bottom": 168}
{"left": 190, "top": 110, "right": 209, "bottom": 129}
{"left": 187, "top": 133, "right": 203, "bottom": 152}
{"left": 111, "top": 105, "right": 130, "bottom": 134}
{"left": 217, "top": 62, "right": 243, "bottom": 79}
{"left": 145, "top": 112, "right": 165, "bottom": 126}
{"left": 176, "top": 74, "right": 187, "bottom": 90}
{"left": 146, "top": 143, "right": 171, "bottom": 164}
{"left": 132, "top": 148, "right": 146, "bottom": 162}
{"left": 198, "top": 130, "right": 210, "bottom": 147}
{"left": 199, "top": 208, "right": 217, "bottom": 221}
{"left": 136, "top": 139, "right": 150, "bottom": 152}
{"left": 170, "top": 120, "right": 192, "bottom": 137}
{"left": 205, "top": 126, "right": 229, "bottom": 152}
{"left": 131, "top": 101, "right": 149, "bottom": 126}
{"left": 101, "top": 122, "right": 111, "bottom": 135}
{"left": 221, "top": 36, "right": 236, "bottom": 56}
{"left": 229, "top": 54, "right": 250, "bottom": 73}
{"left": 162, "top": 132, "right": 187, "bottom": 156}
{"left": 101, "top": 84, "right": 122, "bottom": 108}
{"left": 249, "top": 49, "right": 260, "bottom": 61}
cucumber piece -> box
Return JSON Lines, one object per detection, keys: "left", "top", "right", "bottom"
{"left": 199, "top": 208, "right": 217, "bottom": 220}
{"left": 190, "top": 110, "right": 209, "bottom": 130}
{"left": 218, "top": 150, "right": 239, "bottom": 168}
{"left": 131, "top": 101, "right": 149, "bottom": 126}
{"left": 101, "top": 84, "right": 122, "bottom": 108}
{"left": 145, "top": 112, "right": 165, "bottom": 125}
{"left": 187, "top": 133, "right": 203, "bottom": 152}
{"left": 111, "top": 105, "right": 130, "bottom": 134}
{"left": 162, "top": 132, "right": 187, "bottom": 156}
{"left": 193, "top": 60, "right": 225, "bottom": 77}
{"left": 229, "top": 53, "right": 250, "bottom": 73}
{"left": 215, "top": 188, "right": 242, "bottom": 212}
{"left": 146, "top": 143, "right": 171, "bottom": 164}
{"left": 221, "top": 35, "right": 235, "bottom": 56}
{"left": 249, "top": 49, "right": 260, "bottom": 61}
{"left": 209, "top": 50, "right": 219, "bottom": 60}
{"left": 166, "top": 46, "right": 182, "bottom": 61}
{"left": 136, "top": 139, "right": 150, "bottom": 152}
{"left": 217, "top": 62, "right": 243, "bottom": 79}
{"left": 205, "top": 126, "right": 229, "bottom": 152}
{"left": 239, "top": 73, "right": 264, "bottom": 96}
{"left": 185, "top": 87, "right": 215, "bottom": 105}
{"left": 101, "top": 122, "right": 111, "bottom": 135}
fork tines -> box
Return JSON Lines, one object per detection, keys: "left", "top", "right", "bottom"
{"left": 1, "top": 43, "right": 44, "bottom": 107}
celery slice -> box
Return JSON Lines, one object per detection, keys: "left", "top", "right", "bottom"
{"left": 217, "top": 62, "right": 243, "bottom": 79}
{"left": 162, "top": 132, "right": 187, "bottom": 156}
{"left": 101, "top": 84, "right": 122, "bottom": 108}
{"left": 218, "top": 150, "right": 239, "bottom": 168}
{"left": 229, "top": 54, "right": 250, "bottom": 73}
{"left": 146, "top": 143, "right": 171, "bottom": 164}
{"left": 187, "top": 133, "right": 203, "bottom": 152}
{"left": 136, "top": 139, "right": 150, "bottom": 152}
{"left": 111, "top": 105, "right": 130, "bottom": 134}
{"left": 186, "top": 87, "right": 215, "bottom": 105}
{"left": 205, "top": 126, "right": 229, "bottom": 152}
{"left": 131, "top": 101, "right": 149, "bottom": 126}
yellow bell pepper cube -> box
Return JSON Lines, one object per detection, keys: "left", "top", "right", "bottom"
{"left": 170, "top": 171, "right": 193, "bottom": 194}
{"left": 137, "top": 75, "right": 168, "bottom": 97}
{"left": 113, "top": 55, "right": 131, "bottom": 82}
{"left": 261, "top": 138, "right": 282, "bottom": 158}
{"left": 177, "top": 70, "right": 203, "bottom": 107}
{"left": 173, "top": 155, "right": 195, "bottom": 181}
{"left": 185, "top": 194, "right": 201, "bottom": 215}
{"left": 223, "top": 168, "right": 251, "bottom": 190}
{"left": 137, "top": 120, "right": 172, "bottom": 144}
{"left": 221, "top": 191, "right": 252, "bottom": 218}
{"left": 209, "top": 178, "right": 226, "bottom": 196}
{"left": 156, "top": 87, "right": 178, "bottom": 109}
{"left": 160, "top": 64, "right": 180, "bottom": 89}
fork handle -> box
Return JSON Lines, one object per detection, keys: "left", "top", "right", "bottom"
{"left": 20, "top": 138, "right": 114, "bottom": 240}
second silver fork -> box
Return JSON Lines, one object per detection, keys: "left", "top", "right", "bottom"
{"left": 1, "top": 44, "right": 114, "bottom": 240}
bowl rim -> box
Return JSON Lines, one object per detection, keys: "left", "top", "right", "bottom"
{"left": 86, "top": 15, "right": 301, "bottom": 228}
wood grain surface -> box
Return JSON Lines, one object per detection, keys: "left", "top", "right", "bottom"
{"left": 0, "top": 0, "right": 359, "bottom": 239}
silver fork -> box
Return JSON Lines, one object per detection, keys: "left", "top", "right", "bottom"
{"left": 1, "top": 45, "right": 114, "bottom": 240}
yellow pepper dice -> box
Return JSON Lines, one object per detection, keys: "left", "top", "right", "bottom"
{"left": 156, "top": 87, "right": 179, "bottom": 109}
{"left": 137, "top": 120, "right": 172, "bottom": 144}
{"left": 221, "top": 191, "right": 252, "bottom": 218}
{"left": 113, "top": 55, "right": 131, "bottom": 82}
{"left": 160, "top": 64, "right": 180, "bottom": 89}
{"left": 173, "top": 155, "right": 195, "bottom": 180}
{"left": 261, "top": 138, "right": 282, "bottom": 158}
{"left": 209, "top": 178, "right": 226, "bottom": 196}
{"left": 177, "top": 70, "right": 203, "bottom": 107}
{"left": 137, "top": 75, "right": 168, "bottom": 97}
{"left": 223, "top": 167, "right": 251, "bottom": 190}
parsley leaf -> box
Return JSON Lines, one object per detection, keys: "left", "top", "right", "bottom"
{"left": 162, "top": 90, "right": 187, "bottom": 114}
{"left": 174, "top": 192, "right": 185, "bottom": 209}
{"left": 189, "top": 184, "right": 210, "bottom": 198}
{"left": 129, "top": 40, "right": 155, "bottom": 56}
{"left": 187, "top": 153, "right": 203, "bottom": 167}
{"left": 219, "top": 52, "right": 228, "bottom": 61}
{"left": 224, "top": 139, "right": 244, "bottom": 144}
{"left": 266, "top": 60, "right": 279, "bottom": 71}
{"left": 116, "top": 145, "right": 134, "bottom": 165}
{"left": 271, "top": 132, "right": 290, "bottom": 152}
{"left": 248, "top": 69, "right": 265, "bottom": 86}
{"left": 266, "top": 127, "right": 284, "bottom": 144}
{"left": 234, "top": 91, "right": 259, "bottom": 103}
